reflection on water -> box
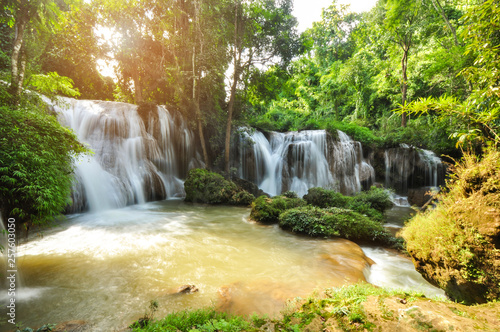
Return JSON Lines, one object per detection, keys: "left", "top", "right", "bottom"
{"left": 1, "top": 200, "right": 441, "bottom": 331}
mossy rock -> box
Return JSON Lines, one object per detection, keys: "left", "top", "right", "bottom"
{"left": 184, "top": 168, "right": 254, "bottom": 206}
{"left": 250, "top": 195, "right": 307, "bottom": 224}
{"left": 279, "top": 205, "right": 396, "bottom": 246}
{"left": 303, "top": 187, "right": 393, "bottom": 222}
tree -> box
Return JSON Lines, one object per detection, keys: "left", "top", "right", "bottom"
{"left": 401, "top": 0, "right": 500, "bottom": 146}
{"left": 385, "top": 0, "right": 424, "bottom": 127}
{"left": 428, "top": 0, "right": 460, "bottom": 46}
{"left": 309, "top": 1, "right": 358, "bottom": 67}
{"left": 224, "top": 0, "right": 299, "bottom": 175}
{"left": 2, "top": 0, "right": 62, "bottom": 102}
{"left": 41, "top": 2, "right": 115, "bottom": 100}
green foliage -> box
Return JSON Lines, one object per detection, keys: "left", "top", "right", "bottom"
{"left": 41, "top": 3, "right": 115, "bottom": 100}
{"left": 279, "top": 205, "right": 394, "bottom": 245}
{"left": 403, "top": 148, "right": 500, "bottom": 303}
{"left": 397, "top": 0, "right": 500, "bottom": 148}
{"left": 376, "top": 114, "right": 459, "bottom": 155}
{"left": 183, "top": 168, "right": 254, "bottom": 206}
{"left": 303, "top": 187, "right": 350, "bottom": 208}
{"left": 352, "top": 187, "right": 394, "bottom": 213}
{"left": 130, "top": 308, "right": 253, "bottom": 332}
{"left": 0, "top": 94, "right": 88, "bottom": 227}
{"left": 28, "top": 71, "right": 80, "bottom": 98}
{"left": 281, "top": 190, "right": 298, "bottom": 198}
{"left": 14, "top": 324, "right": 56, "bottom": 332}
{"left": 303, "top": 187, "right": 393, "bottom": 223}
{"left": 250, "top": 195, "right": 307, "bottom": 224}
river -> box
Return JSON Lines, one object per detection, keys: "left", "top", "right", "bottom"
{"left": 1, "top": 200, "right": 443, "bottom": 331}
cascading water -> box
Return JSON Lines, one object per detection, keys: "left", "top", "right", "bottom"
{"left": 417, "top": 148, "right": 442, "bottom": 188}
{"left": 384, "top": 144, "right": 445, "bottom": 195}
{"left": 50, "top": 98, "right": 203, "bottom": 212}
{"left": 237, "top": 129, "right": 375, "bottom": 197}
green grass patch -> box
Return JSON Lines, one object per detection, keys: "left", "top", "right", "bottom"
{"left": 130, "top": 308, "right": 255, "bottom": 332}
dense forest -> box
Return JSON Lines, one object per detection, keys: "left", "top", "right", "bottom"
{"left": 1, "top": 0, "right": 500, "bottom": 330}
{"left": 2, "top": 0, "right": 499, "bottom": 160}
{"left": 1, "top": 0, "right": 499, "bottom": 253}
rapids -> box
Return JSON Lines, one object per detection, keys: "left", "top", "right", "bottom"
{"left": 1, "top": 201, "right": 443, "bottom": 331}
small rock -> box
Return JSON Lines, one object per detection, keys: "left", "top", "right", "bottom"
{"left": 176, "top": 284, "right": 199, "bottom": 294}
{"left": 53, "top": 320, "right": 89, "bottom": 332}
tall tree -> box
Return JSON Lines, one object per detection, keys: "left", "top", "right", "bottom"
{"left": 224, "top": 0, "right": 299, "bottom": 175}
{"left": 2, "top": 0, "right": 62, "bottom": 102}
{"left": 385, "top": 0, "right": 424, "bottom": 127}
{"left": 41, "top": 2, "right": 115, "bottom": 100}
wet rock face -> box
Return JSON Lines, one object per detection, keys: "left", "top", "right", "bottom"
{"left": 382, "top": 145, "right": 446, "bottom": 195}
{"left": 408, "top": 186, "right": 436, "bottom": 207}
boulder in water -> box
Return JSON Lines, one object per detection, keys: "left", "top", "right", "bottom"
{"left": 184, "top": 168, "right": 255, "bottom": 206}
{"left": 231, "top": 177, "right": 269, "bottom": 198}
{"left": 53, "top": 320, "right": 89, "bottom": 332}
{"left": 176, "top": 284, "right": 199, "bottom": 294}
{"left": 408, "top": 186, "right": 437, "bottom": 207}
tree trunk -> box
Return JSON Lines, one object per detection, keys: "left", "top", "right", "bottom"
{"left": 225, "top": 62, "right": 239, "bottom": 177}
{"left": 192, "top": 45, "right": 210, "bottom": 168}
{"left": 224, "top": 0, "right": 240, "bottom": 177}
{"left": 133, "top": 72, "right": 143, "bottom": 104}
{"left": 401, "top": 45, "right": 409, "bottom": 127}
{"left": 430, "top": 0, "right": 459, "bottom": 47}
{"left": 9, "top": 15, "right": 27, "bottom": 101}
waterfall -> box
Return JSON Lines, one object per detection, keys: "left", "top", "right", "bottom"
{"left": 417, "top": 149, "right": 442, "bottom": 187}
{"left": 51, "top": 98, "right": 203, "bottom": 212}
{"left": 238, "top": 129, "right": 375, "bottom": 197}
{"left": 384, "top": 144, "right": 445, "bottom": 194}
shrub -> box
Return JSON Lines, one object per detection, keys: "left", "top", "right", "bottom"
{"left": 184, "top": 169, "right": 254, "bottom": 206}
{"left": 303, "top": 187, "right": 351, "bottom": 208}
{"left": 279, "top": 206, "right": 395, "bottom": 245}
{"left": 303, "top": 187, "right": 392, "bottom": 222}
{"left": 282, "top": 190, "right": 298, "bottom": 198}
{"left": 351, "top": 187, "right": 394, "bottom": 213}
{"left": 402, "top": 148, "right": 500, "bottom": 304}
{"left": 231, "top": 190, "right": 255, "bottom": 206}
{"left": 0, "top": 101, "right": 88, "bottom": 229}
{"left": 250, "top": 195, "right": 307, "bottom": 224}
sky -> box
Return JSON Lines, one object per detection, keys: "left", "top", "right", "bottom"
{"left": 293, "top": 0, "right": 378, "bottom": 32}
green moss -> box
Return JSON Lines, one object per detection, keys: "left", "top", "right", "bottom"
{"left": 352, "top": 187, "right": 394, "bottom": 213}
{"left": 303, "top": 187, "right": 393, "bottom": 223}
{"left": 303, "top": 187, "right": 351, "bottom": 208}
{"left": 184, "top": 169, "right": 254, "bottom": 206}
{"left": 279, "top": 205, "right": 396, "bottom": 245}
{"left": 250, "top": 195, "right": 307, "bottom": 224}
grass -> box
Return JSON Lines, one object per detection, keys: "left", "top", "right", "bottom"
{"left": 130, "top": 308, "right": 255, "bottom": 332}
{"left": 129, "top": 284, "right": 429, "bottom": 332}
{"left": 402, "top": 148, "right": 500, "bottom": 304}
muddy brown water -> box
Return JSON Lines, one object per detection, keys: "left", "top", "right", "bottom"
{"left": 0, "top": 200, "right": 443, "bottom": 331}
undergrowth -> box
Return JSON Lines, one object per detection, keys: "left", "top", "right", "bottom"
{"left": 402, "top": 148, "right": 500, "bottom": 304}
